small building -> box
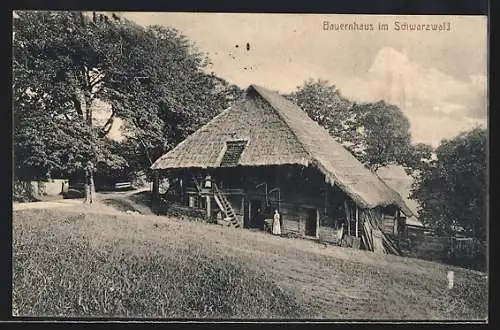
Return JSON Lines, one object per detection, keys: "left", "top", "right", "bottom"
{"left": 151, "top": 85, "right": 414, "bottom": 253}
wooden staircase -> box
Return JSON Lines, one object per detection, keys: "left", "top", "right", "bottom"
{"left": 213, "top": 182, "right": 240, "bottom": 228}
{"left": 192, "top": 175, "right": 203, "bottom": 193}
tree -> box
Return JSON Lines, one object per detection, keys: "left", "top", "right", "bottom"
{"left": 287, "top": 79, "right": 352, "bottom": 134}
{"left": 287, "top": 79, "right": 433, "bottom": 173}
{"left": 351, "top": 101, "right": 434, "bottom": 172}
{"left": 13, "top": 11, "right": 242, "bottom": 201}
{"left": 14, "top": 11, "right": 131, "bottom": 201}
{"left": 410, "top": 127, "right": 487, "bottom": 240}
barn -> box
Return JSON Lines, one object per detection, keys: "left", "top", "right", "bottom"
{"left": 151, "top": 84, "right": 414, "bottom": 254}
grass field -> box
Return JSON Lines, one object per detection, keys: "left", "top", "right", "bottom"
{"left": 12, "top": 205, "right": 488, "bottom": 320}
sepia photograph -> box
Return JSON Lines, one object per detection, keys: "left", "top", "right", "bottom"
{"left": 12, "top": 10, "right": 488, "bottom": 321}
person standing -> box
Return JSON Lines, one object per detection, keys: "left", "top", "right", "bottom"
{"left": 272, "top": 209, "right": 281, "bottom": 235}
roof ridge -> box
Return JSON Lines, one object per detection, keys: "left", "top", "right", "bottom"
{"left": 250, "top": 84, "right": 413, "bottom": 215}
{"left": 250, "top": 84, "right": 346, "bottom": 166}
{"left": 250, "top": 85, "right": 362, "bottom": 200}
{"left": 249, "top": 85, "right": 312, "bottom": 166}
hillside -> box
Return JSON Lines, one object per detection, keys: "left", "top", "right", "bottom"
{"left": 12, "top": 206, "right": 487, "bottom": 320}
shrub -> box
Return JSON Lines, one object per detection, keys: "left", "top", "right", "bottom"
{"left": 13, "top": 180, "right": 38, "bottom": 203}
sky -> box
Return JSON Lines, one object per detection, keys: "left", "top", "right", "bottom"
{"left": 120, "top": 12, "right": 488, "bottom": 148}
{"left": 90, "top": 12, "right": 487, "bottom": 211}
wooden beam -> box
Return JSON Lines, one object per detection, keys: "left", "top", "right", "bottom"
{"left": 344, "top": 200, "right": 350, "bottom": 236}
{"left": 394, "top": 209, "right": 400, "bottom": 236}
{"left": 355, "top": 206, "right": 359, "bottom": 238}
{"left": 241, "top": 195, "right": 245, "bottom": 228}
{"left": 324, "top": 186, "right": 328, "bottom": 215}
{"left": 206, "top": 195, "right": 211, "bottom": 219}
{"left": 316, "top": 208, "right": 320, "bottom": 238}
{"left": 213, "top": 194, "right": 224, "bottom": 212}
{"left": 248, "top": 200, "right": 252, "bottom": 226}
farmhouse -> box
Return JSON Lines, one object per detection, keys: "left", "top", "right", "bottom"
{"left": 151, "top": 85, "right": 414, "bottom": 254}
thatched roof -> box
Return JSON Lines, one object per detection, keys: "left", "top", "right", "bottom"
{"left": 151, "top": 85, "right": 413, "bottom": 216}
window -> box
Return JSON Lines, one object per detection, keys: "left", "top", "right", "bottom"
{"left": 220, "top": 140, "right": 247, "bottom": 167}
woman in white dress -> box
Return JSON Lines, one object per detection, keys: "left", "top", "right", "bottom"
{"left": 272, "top": 209, "right": 281, "bottom": 235}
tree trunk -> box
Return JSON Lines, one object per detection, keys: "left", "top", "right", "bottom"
{"left": 152, "top": 170, "right": 160, "bottom": 196}
{"left": 82, "top": 83, "right": 95, "bottom": 204}
{"left": 83, "top": 163, "right": 95, "bottom": 204}
{"left": 85, "top": 91, "right": 92, "bottom": 126}
{"left": 84, "top": 169, "right": 91, "bottom": 204}
{"left": 84, "top": 182, "right": 90, "bottom": 203}
{"left": 90, "top": 170, "right": 96, "bottom": 203}
{"left": 151, "top": 170, "right": 160, "bottom": 215}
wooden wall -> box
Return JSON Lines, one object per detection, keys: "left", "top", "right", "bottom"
{"left": 214, "top": 165, "right": 358, "bottom": 240}
{"left": 318, "top": 219, "right": 342, "bottom": 244}
{"left": 172, "top": 166, "right": 368, "bottom": 242}
{"left": 278, "top": 202, "right": 310, "bottom": 236}
{"left": 264, "top": 175, "right": 349, "bottom": 239}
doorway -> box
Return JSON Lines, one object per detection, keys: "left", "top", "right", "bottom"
{"left": 249, "top": 199, "right": 263, "bottom": 229}
{"left": 305, "top": 208, "right": 318, "bottom": 237}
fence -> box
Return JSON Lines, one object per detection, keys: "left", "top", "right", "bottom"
{"left": 401, "top": 228, "right": 486, "bottom": 271}
{"left": 450, "top": 237, "right": 477, "bottom": 257}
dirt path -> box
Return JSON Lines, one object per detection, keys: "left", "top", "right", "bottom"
{"left": 99, "top": 188, "right": 153, "bottom": 215}
{"left": 12, "top": 188, "right": 151, "bottom": 212}
{"left": 96, "top": 187, "right": 150, "bottom": 199}
{"left": 13, "top": 199, "right": 84, "bottom": 211}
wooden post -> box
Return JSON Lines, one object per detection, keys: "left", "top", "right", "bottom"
{"left": 344, "top": 200, "right": 350, "bottom": 236}
{"left": 324, "top": 186, "right": 328, "bottom": 215}
{"left": 355, "top": 206, "right": 359, "bottom": 238}
{"left": 248, "top": 200, "right": 252, "bottom": 227}
{"left": 180, "top": 178, "right": 184, "bottom": 204}
{"left": 276, "top": 170, "right": 282, "bottom": 213}
{"left": 278, "top": 189, "right": 281, "bottom": 212}
{"left": 265, "top": 183, "right": 268, "bottom": 205}
{"left": 394, "top": 209, "right": 400, "bottom": 236}
{"left": 206, "top": 195, "right": 211, "bottom": 219}
{"left": 316, "top": 209, "right": 320, "bottom": 238}
{"left": 278, "top": 189, "right": 283, "bottom": 231}
{"left": 241, "top": 195, "right": 245, "bottom": 227}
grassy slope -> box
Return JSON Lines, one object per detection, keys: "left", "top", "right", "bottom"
{"left": 12, "top": 207, "right": 488, "bottom": 320}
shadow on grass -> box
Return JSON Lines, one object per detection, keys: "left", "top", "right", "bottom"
{"left": 100, "top": 199, "right": 139, "bottom": 213}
